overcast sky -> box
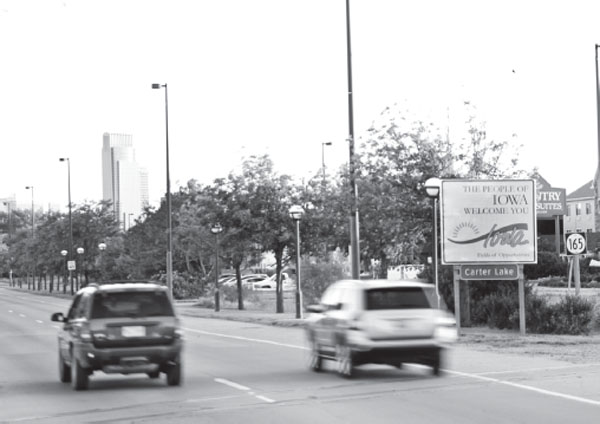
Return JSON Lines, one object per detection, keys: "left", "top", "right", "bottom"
{"left": 2, "top": 0, "right": 600, "bottom": 211}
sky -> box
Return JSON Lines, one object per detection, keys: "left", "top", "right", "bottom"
{"left": 2, "top": 0, "right": 600, "bottom": 212}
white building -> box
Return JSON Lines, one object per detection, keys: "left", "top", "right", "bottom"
{"left": 101, "top": 133, "right": 149, "bottom": 230}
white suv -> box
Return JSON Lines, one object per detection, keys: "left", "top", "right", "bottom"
{"left": 305, "top": 280, "right": 457, "bottom": 378}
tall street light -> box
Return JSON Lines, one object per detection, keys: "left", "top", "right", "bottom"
{"left": 59, "top": 157, "right": 74, "bottom": 295}
{"left": 25, "top": 186, "right": 35, "bottom": 289}
{"left": 60, "top": 249, "right": 68, "bottom": 294}
{"left": 425, "top": 177, "right": 441, "bottom": 309}
{"left": 346, "top": 0, "right": 360, "bottom": 279}
{"left": 25, "top": 186, "right": 34, "bottom": 237}
{"left": 321, "top": 141, "right": 332, "bottom": 180}
{"left": 3, "top": 201, "right": 13, "bottom": 285}
{"left": 210, "top": 223, "right": 223, "bottom": 312}
{"left": 152, "top": 83, "right": 173, "bottom": 299}
{"left": 289, "top": 205, "right": 304, "bottom": 319}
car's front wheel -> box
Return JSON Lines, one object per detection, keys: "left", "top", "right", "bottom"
{"left": 431, "top": 351, "right": 442, "bottom": 376}
{"left": 71, "top": 355, "right": 89, "bottom": 391}
{"left": 335, "top": 342, "right": 354, "bottom": 379}
{"left": 58, "top": 349, "right": 71, "bottom": 383}
{"left": 166, "top": 356, "right": 182, "bottom": 386}
{"left": 307, "top": 339, "right": 323, "bottom": 372}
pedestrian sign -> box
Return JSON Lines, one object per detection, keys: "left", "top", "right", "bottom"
{"left": 67, "top": 260, "right": 76, "bottom": 271}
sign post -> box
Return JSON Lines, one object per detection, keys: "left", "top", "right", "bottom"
{"left": 565, "top": 231, "right": 587, "bottom": 296}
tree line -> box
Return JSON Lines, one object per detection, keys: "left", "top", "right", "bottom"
{"left": 0, "top": 103, "right": 523, "bottom": 312}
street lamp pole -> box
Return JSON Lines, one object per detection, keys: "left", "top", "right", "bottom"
{"left": 346, "top": 0, "right": 360, "bottom": 279}
{"left": 425, "top": 177, "right": 441, "bottom": 309}
{"left": 59, "top": 157, "right": 74, "bottom": 295}
{"left": 152, "top": 83, "right": 173, "bottom": 300}
{"left": 321, "top": 141, "right": 332, "bottom": 180}
{"left": 210, "top": 223, "right": 223, "bottom": 312}
{"left": 25, "top": 186, "right": 35, "bottom": 289}
{"left": 289, "top": 205, "right": 304, "bottom": 319}
{"left": 25, "top": 186, "right": 34, "bottom": 238}
{"left": 3, "top": 201, "right": 13, "bottom": 286}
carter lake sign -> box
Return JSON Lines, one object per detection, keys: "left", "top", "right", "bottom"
{"left": 459, "top": 264, "right": 520, "bottom": 280}
{"left": 440, "top": 179, "right": 538, "bottom": 265}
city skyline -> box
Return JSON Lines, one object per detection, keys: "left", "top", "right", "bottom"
{"left": 2, "top": 1, "right": 600, "bottom": 210}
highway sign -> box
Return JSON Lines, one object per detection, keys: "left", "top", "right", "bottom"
{"left": 565, "top": 232, "right": 587, "bottom": 255}
{"left": 67, "top": 260, "right": 76, "bottom": 271}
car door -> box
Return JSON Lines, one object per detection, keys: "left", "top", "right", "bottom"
{"left": 313, "top": 284, "right": 344, "bottom": 349}
{"left": 59, "top": 293, "right": 82, "bottom": 362}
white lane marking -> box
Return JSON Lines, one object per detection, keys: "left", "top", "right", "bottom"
{"left": 36, "top": 320, "right": 43, "bottom": 324}
{"left": 191, "top": 326, "right": 600, "bottom": 407}
{"left": 448, "top": 370, "right": 600, "bottom": 407}
{"left": 8, "top": 310, "right": 13, "bottom": 313}
{"left": 214, "top": 378, "right": 250, "bottom": 391}
{"left": 52, "top": 325, "right": 60, "bottom": 329}
{"left": 255, "top": 395, "right": 276, "bottom": 403}
{"left": 214, "top": 378, "right": 276, "bottom": 404}
{"left": 476, "top": 363, "right": 600, "bottom": 376}
{"left": 183, "top": 327, "right": 308, "bottom": 350}
{"left": 19, "top": 313, "right": 26, "bottom": 317}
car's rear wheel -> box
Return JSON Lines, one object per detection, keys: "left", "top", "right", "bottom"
{"left": 71, "top": 356, "right": 89, "bottom": 391}
{"left": 335, "top": 342, "right": 354, "bottom": 379}
{"left": 147, "top": 370, "right": 160, "bottom": 379}
{"left": 58, "top": 349, "right": 71, "bottom": 383}
{"left": 307, "top": 339, "right": 323, "bottom": 372}
{"left": 166, "top": 356, "right": 182, "bottom": 386}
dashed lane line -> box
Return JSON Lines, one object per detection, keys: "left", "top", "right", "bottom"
{"left": 214, "top": 378, "right": 276, "bottom": 404}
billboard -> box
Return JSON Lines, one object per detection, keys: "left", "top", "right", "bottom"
{"left": 440, "top": 179, "right": 537, "bottom": 264}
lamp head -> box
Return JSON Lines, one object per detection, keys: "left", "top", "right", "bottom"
{"left": 288, "top": 205, "right": 304, "bottom": 220}
{"left": 98, "top": 243, "right": 106, "bottom": 251}
{"left": 424, "top": 177, "right": 441, "bottom": 198}
{"left": 76, "top": 247, "right": 85, "bottom": 255}
{"left": 60, "top": 250, "right": 68, "bottom": 257}
{"left": 151, "top": 83, "right": 162, "bottom": 89}
{"left": 210, "top": 222, "right": 223, "bottom": 234}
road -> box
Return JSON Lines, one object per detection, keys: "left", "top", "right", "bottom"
{"left": 1, "top": 286, "right": 599, "bottom": 424}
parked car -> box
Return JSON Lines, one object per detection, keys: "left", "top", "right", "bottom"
{"left": 305, "top": 279, "right": 457, "bottom": 378}
{"left": 252, "top": 272, "right": 295, "bottom": 291}
{"left": 51, "top": 281, "right": 183, "bottom": 390}
{"left": 221, "top": 274, "right": 269, "bottom": 289}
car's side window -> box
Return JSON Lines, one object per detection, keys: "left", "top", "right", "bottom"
{"left": 67, "top": 294, "right": 82, "bottom": 320}
{"left": 74, "top": 294, "right": 89, "bottom": 319}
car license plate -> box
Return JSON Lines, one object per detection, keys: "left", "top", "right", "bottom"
{"left": 122, "top": 326, "right": 145, "bottom": 337}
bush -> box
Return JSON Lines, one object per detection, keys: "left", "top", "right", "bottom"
{"left": 524, "top": 251, "right": 567, "bottom": 280}
{"left": 301, "top": 260, "right": 348, "bottom": 306}
{"left": 551, "top": 295, "right": 595, "bottom": 334}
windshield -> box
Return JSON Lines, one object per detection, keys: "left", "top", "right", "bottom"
{"left": 365, "top": 286, "right": 433, "bottom": 310}
{"left": 91, "top": 291, "right": 174, "bottom": 318}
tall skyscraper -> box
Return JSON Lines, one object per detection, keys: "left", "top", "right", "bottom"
{"left": 102, "top": 133, "right": 149, "bottom": 230}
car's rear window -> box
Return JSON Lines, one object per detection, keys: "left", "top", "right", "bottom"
{"left": 91, "top": 291, "right": 174, "bottom": 318}
{"left": 365, "top": 287, "right": 432, "bottom": 310}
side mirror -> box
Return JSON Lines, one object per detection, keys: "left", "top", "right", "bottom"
{"left": 306, "top": 304, "right": 326, "bottom": 314}
{"left": 51, "top": 312, "right": 65, "bottom": 322}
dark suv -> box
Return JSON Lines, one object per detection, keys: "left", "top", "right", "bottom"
{"left": 51, "top": 282, "right": 183, "bottom": 390}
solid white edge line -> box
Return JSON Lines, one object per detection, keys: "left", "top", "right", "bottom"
{"left": 192, "top": 326, "right": 600, "bottom": 407}
{"left": 448, "top": 369, "right": 600, "bottom": 407}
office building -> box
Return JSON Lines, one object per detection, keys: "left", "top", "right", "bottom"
{"left": 101, "top": 133, "right": 149, "bottom": 230}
